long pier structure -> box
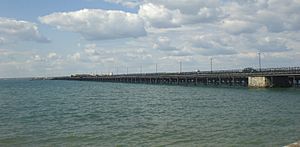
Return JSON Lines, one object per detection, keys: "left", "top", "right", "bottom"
{"left": 52, "top": 67, "right": 300, "bottom": 88}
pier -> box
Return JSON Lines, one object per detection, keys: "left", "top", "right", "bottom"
{"left": 53, "top": 67, "right": 300, "bottom": 88}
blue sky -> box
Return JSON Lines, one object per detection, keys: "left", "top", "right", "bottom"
{"left": 1, "top": 0, "right": 300, "bottom": 78}
{"left": 0, "top": 0, "right": 135, "bottom": 20}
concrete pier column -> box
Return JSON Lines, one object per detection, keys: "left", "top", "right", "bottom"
{"left": 201, "top": 78, "right": 205, "bottom": 85}
{"left": 270, "top": 77, "right": 274, "bottom": 87}
{"left": 248, "top": 77, "right": 280, "bottom": 88}
{"left": 248, "top": 76, "right": 271, "bottom": 88}
{"left": 293, "top": 76, "right": 296, "bottom": 87}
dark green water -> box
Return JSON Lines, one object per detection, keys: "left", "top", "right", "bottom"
{"left": 0, "top": 79, "right": 299, "bottom": 146}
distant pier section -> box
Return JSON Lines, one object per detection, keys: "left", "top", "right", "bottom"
{"left": 52, "top": 67, "right": 300, "bottom": 88}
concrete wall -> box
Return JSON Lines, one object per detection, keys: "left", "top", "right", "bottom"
{"left": 248, "top": 76, "right": 271, "bottom": 88}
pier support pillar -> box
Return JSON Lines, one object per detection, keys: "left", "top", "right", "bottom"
{"left": 206, "top": 78, "right": 209, "bottom": 85}
{"left": 293, "top": 76, "right": 296, "bottom": 87}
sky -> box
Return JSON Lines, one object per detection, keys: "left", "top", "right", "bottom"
{"left": 0, "top": 0, "right": 300, "bottom": 78}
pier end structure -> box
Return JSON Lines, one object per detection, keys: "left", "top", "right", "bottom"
{"left": 248, "top": 76, "right": 292, "bottom": 88}
{"left": 248, "top": 76, "right": 271, "bottom": 88}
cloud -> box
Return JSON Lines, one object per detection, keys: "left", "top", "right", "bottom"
{"left": 255, "top": 36, "right": 292, "bottom": 52}
{"left": 39, "top": 9, "right": 147, "bottom": 40}
{"left": 224, "top": 0, "right": 300, "bottom": 32}
{"left": 221, "top": 20, "right": 261, "bottom": 34}
{"left": 83, "top": 44, "right": 103, "bottom": 62}
{"left": 31, "top": 55, "right": 45, "bottom": 62}
{"left": 138, "top": 3, "right": 183, "bottom": 28}
{"left": 47, "top": 52, "right": 58, "bottom": 59}
{"left": 84, "top": 44, "right": 100, "bottom": 56}
{"left": 68, "top": 52, "right": 81, "bottom": 61}
{"left": 150, "top": 36, "right": 193, "bottom": 57}
{"left": 80, "top": 44, "right": 119, "bottom": 64}
{"left": 152, "top": 36, "right": 178, "bottom": 51}
{"left": 146, "top": 0, "right": 221, "bottom": 14}
{"left": 138, "top": 2, "right": 224, "bottom": 28}
{"left": 0, "top": 37, "right": 6, "bottom": 44}
{"left": 104, "top": 0, "right": 141, "bottom": 7}
{"left": 102, "top": 0, "right": 300, "bottom": 32}
{"left": 0, "top": 17, "right": 49, "bottom": 44}
{"left": 191, "top": 34, "right": 237, "bottom": 56}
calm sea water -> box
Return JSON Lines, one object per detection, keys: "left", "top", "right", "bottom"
{"left": 0, "top": 79, "right": 299, "bottom": 147}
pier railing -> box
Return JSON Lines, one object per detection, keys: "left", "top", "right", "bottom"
{"left": 65, "top": 67, "right": 300, "bottom": 78}
{"left": 107, "top": 67, "right": 300, "bottom": 77}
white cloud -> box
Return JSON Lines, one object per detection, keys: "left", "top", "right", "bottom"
{"left": 47, "top": 52, "right": 58, "bottom": 59}
{"left": 84, "top": 44, "right": 100, "bottom": 56}
{"left": 150, "top": 36, "right": 193, "bottom": 57}
{"left": 68, "top": 52, "right": 81, "bottom": 61}
{"left": 104, "top": 0, "right": 141, "bottom": 7}
{"left": 139, "top": 3, "right": 183, "bottom": 28}
{"left": 191, "top": 34, "right": 237, "bottom": 56}
{"left": 0, "top": 37, "right": 6, "bottom": 44}
{"left": 255, "top": 36, "right": 292, "bottom": 52}
{"left": 103, "top": 0, "right": 300, "bottom": 32}
{"left": 221, "top": 20, "right": 261, "bottom": 34}
{"left": 39, "top": 9, "right": 146, "bottom": 40}
{"left": 224, "top": 0, "right": 300, "bottom": 32}
{"left": 138, "top": 2, "right": 224, "bottom": 28}
{"left": 146, "top": 0, "right": 221, "bottom": 15}
{"left": 0, "top": 17, "right": 49, "bottom": 44}
{"left": 195, "top": 7, "right": 224, "bottom": 22}
{"left": 152, "top": 36, "right": 177, "bottom": 51}
{"left": 31, "top": 55, "right": 44, "bottom": 62}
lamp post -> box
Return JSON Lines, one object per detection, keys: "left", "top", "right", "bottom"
{"left": 179, "top": 61, "right": 182, "bottom": 73}
{"left": 210, "top": 57, "right": 213, "bottom": 73}
{"left": 258, "top": 51, "right": 262, "bottom": 72}
{"left": 116, "top": 66, "right": 118, "bottom": 75}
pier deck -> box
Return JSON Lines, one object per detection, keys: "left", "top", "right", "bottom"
{"left": 52, "top": 67, "right": 300, "bottom": 88}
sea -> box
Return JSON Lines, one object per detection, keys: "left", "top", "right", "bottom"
{"left": 0, "top": 79, "right": 299, "bottom": 147}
